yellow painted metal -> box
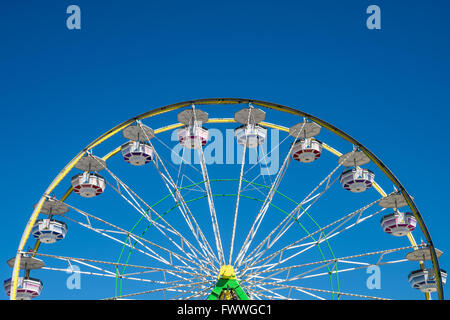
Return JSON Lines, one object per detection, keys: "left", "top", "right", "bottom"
{"left": 29, "top": 184, "right": 75, "bottom": 263}
{"left": 259, "top": 121, "right": 288, "bottom": 132}
{"left": 220, "top": 290, "right": 232, "bottom": 300}
{"left": 322, "top": 143, "right": 341, "bottom": 157}
{"left": 207, "top": 118, "right": 236, "bottom": 124}
{"left": 11, "top": 116, "right": 137, "bottom": 299}
{"left": 322, "top": 137, "right": 425, "bottom": 293}
{"left": 218, "top": 265, "right": 237, "bottom": 280}
{"left": 154, "top": 123, "right": 184, "bottom": 134}
{"left": 406, "top": 233, "right": 430, "bottom": 299}
{"left": 10, "top": 152, "right": 85, "bottom": 300}
{"left": 372, "top": 183, "right": 386, "bottom": 197}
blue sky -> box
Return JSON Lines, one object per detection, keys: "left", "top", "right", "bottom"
{"left": 1, "top": 0, "right": 449, "bottom": 300}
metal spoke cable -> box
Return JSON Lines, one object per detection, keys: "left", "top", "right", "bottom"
{"left": 175, "top": 144, "right": 186, "bottom": 189}
{"left": 102, "top": 176, "right": 209, "bottom": 266}
{"left": 234, "top": 127, "right": 301, "bottom": 267}
{"left": 297, "top": 259, "right": 408, "bottom": 281}
{"left": 237, "top": 195, "right": 385, "bottom": 276}
{"left": 189, "top": 105, "right": 225, "bottom": 265}
{"left": 241, "top": 244, "right": 420, "bottom": 281}
{"left": 58, "top": 256, "right": 200, "bottom": 276}
{"left": 63, "top": 203, "right": 217, "bottom": 278}
{"left": 88, "top": 154, "right": 213, "bottom": 268}
{"left": 64, "top": 215, "right": 171, "bottom": 267}
{"left": 241, "top": 206, "right": 387, "bottom": 278}
{"left": 239, "top": 150, "right": 355, "bottom": 270}
{"left": 246, "top": 286, "right": 292, "bottom": 300}
{"left": 245, "top": 281, "right": 391, "bottom": 300}
{"left": 228, "top": 112, "right": 250, "bottom": 265}
{"left": 182, "top": 283, "right": 215, "bottom": 300}
{"left": 272, "top": 173, "right": 341, "bottom": 244}
{"left": 152, "top": 158, "right": 218, "bottom": 267}
{"left": 42, "top": 263, "right": 207, "bottom": 287}
{"left": 240, "top": 132, "right": 292, "bottom": 185}
{"left": 152, "top": 134, "right": 206, "bottom": 192}
{"left": 171, "top": 282, "right": 210, "bottom": 300}
{"left": 240, "top": 168, "right": 342, "bottom": 270}
{"left": 196, "top": 142, "right": 225, "bottom": 265}
{"left": 139, "top": 124, "right": 219, "bottom": 268}
{"left": 239, "top": 139, "right": 284, "bottom": 194}
{"left": 104, "top": 280, "right": 211, "bottom": 300}
{"left": 251, "top": 283, "right": 290, "bottom": 300}
{"left": 234, "top": 123, "right": 307, "bottom": 267}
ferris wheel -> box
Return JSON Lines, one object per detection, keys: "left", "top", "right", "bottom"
{"left": 6, "top": 98, "right": 446, "bottom": 300}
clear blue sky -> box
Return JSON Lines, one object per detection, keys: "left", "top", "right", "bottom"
{"left": 1, "top": 0, "right": 449, "bottom": 300}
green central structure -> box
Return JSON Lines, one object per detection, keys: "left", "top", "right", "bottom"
{"left": 207, "top": 265, "right": 249, "bottom": 300}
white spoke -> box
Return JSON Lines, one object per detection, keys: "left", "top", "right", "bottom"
{"left": 234, "top": 128, "right": 299, "bottom": 267}
{"left": 238, "top": 196, "right": 386, "bottom": 276}
{"left": 246, "top": 286, "right": 292, "bottom": 300}
{"left": 242, "top": 245, "right": 420, "bottom": 286}
{"left": 181, "top": 284, "right": 214, "bottom": 300}
{"left": 186, "top": 105, "right": 226, "bottom": 266}
{"left": 238, "top": 154, "right": 352, "bottom": 270}
{"left": 31, "top": 251, "right": 211, "bottom": 279}
{"left": 240, "top": 131, "right": 292, "bottom": 183}
{"left": 140, "top": 125, "right": 220, "bottom": 267}
{"left": 152, "top": 134, "right": 206, "bottom": 191}
{"left": 228, "top": 133, "right": 248, "bottom": 265}
{"left": 88, "top": 154, "right": 214, "bottom": 269}
{"left": 171, "top": 283, "right": 209, "bottom": 300}
{"left": 63, "top": 203, "right": 217, "bottom": 278}
{"left": 300, "top": 259, "right": 408, "bottom": 281}
{"left": 243, "top": 244, "right": 419, "bottom": 280}
{"left": 42, "top": 266, "right": 205, "bottom": 287}
{"left": 197, "top": 143, "right": 225, "bottom": 265}
{"left": 241, "top": 207, "right": 386, "bottom": 277}
{"left": 248, "top": 283, "right": 325, "bottom": 300}
{"left": 245, "top": 281, "right": 390, "bottom": 300}
{"left": 251, "top": 284, "right": 291, "bottom": 300}
{"left": 105, "top": 280, "right": 211, "bottom": 300}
